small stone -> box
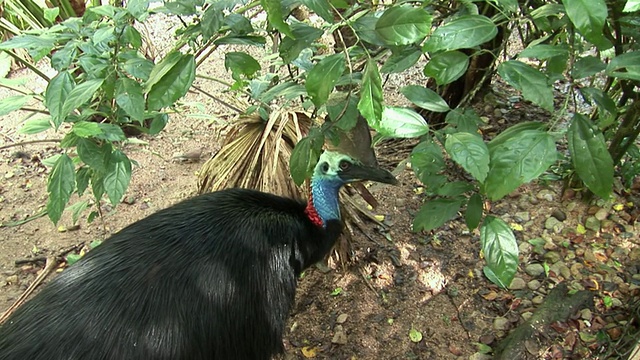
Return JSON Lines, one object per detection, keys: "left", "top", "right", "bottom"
{"left": 585, "top": 216, "right": 601, "bottom": 232}
{"left": 571, "top": 263, "right": 585, "bottom": 279}
{"left": 515, "top": 211, "right": 531, "bottom": 222}
{"left": 549, "top": 262, "right": 571, "bottom": 279}
{"left": 565, "top": 251, "right": 576, "bottom": 261}
{"left": 532, "top": 295, "right": 545, "bottom": 305}
{"left": 123, "top": 196, "right": 136, "bottom": 205}
{"left": 525, "top": 263, "right": 545, "bottom": 277}
{"left": 580, "top": 308, "right": 592, "bottom": 320}
{"left": 331, "top": 328, "right": 348, "bottom": 345}
{"left": 470, "top": 352, "right": 493, "bottom": 360}
{"left": 336, "top": 314, "right": 348, "bottom": 324}
{"left": 519, "top": 242, "right": 532, "bottom": 255}
{"left": 527, "top": 280, "right": 542, "bottom": 290}
{"left": 544, "top": 217, "right": 561, "bottom": 230}
{"left": 5, "top": 275, "right": 18, "bottom": 285}
{"left": 551, "top": 209, "right": 567, "bottom": 221}
{"left": 521, "top": 312, "right": 534, "bottom": 321}
{"left": 493, "top": 317, "right": 510, "bottom": 331}
{"left": 566, "top": 201, "right": 579, "bottom": 212}
{"left": 508, "top": 277, "right": 526, "bottom": 290}
{"left": 544, "top": 251, "right": 561, "bottom": 264}
{"left": 594, "top": 208, "right": 609, "bottom": 221}
{"left": 611, "top": 298, "right": 623, "bottom": 307}
{"left": 584, "top": 249, "right": 598, "bottom": 263}
{"left": 536, "top": 189, "right": 555, "bottom": 202}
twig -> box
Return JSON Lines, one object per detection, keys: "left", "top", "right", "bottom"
{"left": 0, "top": 210, "right": 47, "bottom": 228}
{"left": 0, "top": 139, "right": 62, "bottom": 151}
{"left": 0, "top": 256, "right": 57, "bottom": 324}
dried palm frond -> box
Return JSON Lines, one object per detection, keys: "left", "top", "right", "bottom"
{"left": 198, "top": 109, "right": 313, "bottom": 198}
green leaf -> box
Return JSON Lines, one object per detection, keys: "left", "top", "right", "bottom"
{"left": 76, "top": 167, "right": 91, "bottom": 196}
{"left": 413, "top": 198, "right": 463, "bottom": 232}
{"left": 491, "top": 0, "right": 518, "bottom": 13}
{"left": 300, "top": 0, "right": 334, "bottom": 22}
{"left": 358, "top": 58, "right": 384, "bottom": 126}
{"left": 411, "top": 139, "right": 446, "bottom": 186}
{"left": 380, "top": 47, "right": 422, "bottom": 74}
{"left": 96, "top": 123, "right": 126, "bottom": 142}
{"left": 20, "top": 117, "right": 52, "bottom": 134}
{"left": 46, "top": 71, "right": 75, "bottom": 128}
{"left": 72, "top": 121, "right": 103, "bottom": 138}
{"left": 115, "top": 78, "right": 145, "bottom": 121}
{"left": 148, "top": 113, "right": 169, "bottom": 135}
{"left": 145, "top": 51, "right": 183, "bottom": 92}
{"left": 562, "top": 0, "right": 610, "bottom": 49}
{"left": 289, "top": 135, "right": 322, "bottom": 185}
{"left": 435, "top": 181, "right": 474, "bottom": 197}
{"left": 488, "top": 121, "right": 547, "bottom": 150}
{"left": 67, "top": 200, "right": 89, "bottom": 225}
{"left": 400, "top": 85, "right": 450, "bottom": 112}
{"left": 498, "top": 60, "right": 554, "bottom": 111}
{"left": 124, "top": 57, "right": 154, "bottom": 81}
{"left": 306, "top": 53, "right": 345, "bottom": 107}
{"left": 353, "top": 14, "right": 386, "bottom": 46}
{"left": 51, "top": 43, "right": 77, "bottom": 71}
{"left": 445, "top": 132, "right": 490, "bottom": 183}
{"left": 423, "top": 15, "right": 497, "bottom": 52}
{"left": 201, "top": 5, "right": 224, "bottom": 40}
{"left": 606, "top": 51, "right": 640, "bottom": 81}
{"left": 571, "top": 56, "right": 606, "bottom": 79}
{"left": 261, "top": 0, "right": 294, "bottom": 38}
{"left": 518, "top": 44, "right": 569, "bottom": 59}
{"left": 445, "top": 108, "right": 483, "bottom": 134}
{"left": 103, "top": 150, "right": 132, "bottom": 205}
{"left": 423, "top": 51, "right": 469, "bottom": 86}
{"left": 375, "top": 6, "right": 432, "bottom": 46}
{"left": 123, "top": 25, "right": 143, "bottom": 49}
{"left": 465, "top": 193, "right": 483, "bottom": 230}
{"left": 484, "top": 129, "right": 557, "bottom": 200}
{"left": 623, "top": 0, "right": 640, "bottom": 12}
{"left": 279, "top": 23, "right": 324, "bottom": 64}
{"left": 77, "top": 138, "right": 110, "bottom": 171}
{"left": 47, "top": 154, "right": 76, "bottom": 224}
{"left": 126, "top": 0, "right": 149, "bottom": 20}
{"left": 60, "top": 79, "right": 104, "bottom": 121}
{"left": 214, "top": 35, "right": 267, "bottom": 46}
{"left": 374, "top": 107, "right": 428, "bottom": 138}
{"left": 225, "top": 52, "right": 261, "bottom": 79}
{"left": 567, "top": 114, "right": 613, "bottom": 199}
{"left": 409, "top": 326, "right": 423, "bottom": 343}
{"left": 147, "top": 54, "right": 195, "bottom": 110}
{"left": 164, "top": 0, "right": 196, "bottom": 15}
{"left": 481, "top": 216, "right": 518, "bottom": 289}
{"left": 0, "top": 95, "right": 33, "bottom": 116}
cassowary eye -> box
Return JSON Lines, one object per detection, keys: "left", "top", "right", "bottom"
{"left": 321, "top": 162, "right": 329, "bottom": 173}
{"left": 339, "top": 160, "right": 350, "bottom": 170}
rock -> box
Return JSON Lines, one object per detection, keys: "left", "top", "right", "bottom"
{"left": 519, "top": 242, "right": 532, "bottom": 255}
{"left": 544, "top": 251, "right": 561, "bottom": 264}
{"left": 549, "top": 262, "right": 571, "bottom": 279}
{"left": 5, "top": 275, "right": 18, "bottom": 285}
{"left": 336, "top": 314, "right": 348, "bottom": 324}
{"left": 527, "top": 280, "right": 542, "bottom": 290}
{"left": 611, "top": 298, "right": 623, "bottom": 307}
{"left": 536, "top": 189, "right": 555, "bottom": 202}
{"left": 580, "top": 308, "right": 592, "bottom": 320}
{"left": 123, "top": 196, "right": 136, "bottom": 205}
{"left": 551, "top": 209, "right": 567, "bottom": 221}
{"left": 544, "top": 217, "right": 561, "bottom": 230}
{"left": 515, "top": 211, "right": 531, "bottom": 222}
{"left": 570, "top": 263, "right": 585, "bottom": 279}
{"left": 584, "top": 248, "right": 597, "bottom": 263}
{"left": 566, "top": 201, "right": 579, "bottom": 212}
{"left": 585, "top": 216, "right": 601, "bottom": 232}
{"left": 565, "top": 251, "right": 576, "bottom": 261}
{"left": 508, "top": 277, "right": 526, "bottom": 290}
{"left": 521, "top": 312, "right": 533, "bottom": 321}
{"left": 532, "top": 295, "right": 545, "bottom": 305}
{"left": 525, "top": 263, "right": 545, "bottom": 277}
{"left": 493, "top": 317, "right": 510, "bottom": 331}
{"left": 331, "top": 325, "right": 348, "bottom": 345}
{"left": 470, "top": 352, "right": 493, "bottom": 360}
{"left": 594, "top": 208, "right": 609, "bottom": 221}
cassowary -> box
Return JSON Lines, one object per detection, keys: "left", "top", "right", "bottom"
{"left": 0, "top": 151, "right": 397, "bottom": 360}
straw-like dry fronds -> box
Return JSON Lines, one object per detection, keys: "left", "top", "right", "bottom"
{"left": 198, "top": 109, "right": 313, "bottom": 198}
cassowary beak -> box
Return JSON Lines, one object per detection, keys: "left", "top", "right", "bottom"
{"left": 340, "top": 163, "right": 398, "bottom": 185}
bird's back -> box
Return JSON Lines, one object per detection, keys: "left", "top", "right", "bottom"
{"left": 0, "top": 188, "right": 340, "bottom": 360}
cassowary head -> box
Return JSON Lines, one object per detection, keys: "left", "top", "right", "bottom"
{"left": 313, "top": 151, "right": 398, "bottom": 186}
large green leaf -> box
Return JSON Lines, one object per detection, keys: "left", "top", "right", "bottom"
{"left": 380, "top": 47, "right": 422, "bottom": 74}
{"left": 445, "top": 108, "right": 484, "bottom": 134}
{"left": 0, "top": 95, "right": 33, "bottom": 116}
{"left": 498, "top": 60, "right": 554, "bottom": 111}
{"left": 261, "top": 0, "right": 294, "bottom": 38}
{"left": 571, "top": 56, "right": 606, "bottom": 79}
{"left": 375, "top": 6, "right": 432, "bottom": 46}
{"left": 103, "top": 150, "right": 132, "bottom": 205}
{"left": 47, "top": 154, "right": 76, "bottom": 224}
{"left": 484, "top": 129, "right": 557, "bottom": 200}
{"left": 279, "top": 23, "right": 323, "bottom": 63}
{"left": 413, "top": 198, "right": 463, "bottom": 232}
{"left": 289, "top": 132, "right": 323, "bottom": 185}
{"left": 423, "top": 15, "right": 497, "bottom": 52}
{"left": 375, "top": 107, "right": 428, "bottom": 138}
{"left": 72, "top": 121, "right": 103, "bottom": 138}
{"left": 465, "top": 193, "right": 483, "bottom": 230}
{"left": 357, "top": 58, "right": 383, "bottom": 126}
{"left": 567, "top": 114, "right": 613, "bottom": 199}
{"left": 115, "top": 78, "right": 145, "bottom": 121}
{"left": 300, "top": 0, "right": 333, "bottom": 22}
{"left": 606, "top": 51, "right": 640, "bottom": 81}
{"left": 411, "top": 139, "right": 445, "bottom": 186}
{"left": 481, "top": 216, "right": 518, "bottom": 289}
{"left": 423, "top": 51, "right": 469, "bottom": 86}
{"left": 224, "top": 52, "right": 261, "bottom": 79}
{"left": 144, "top": 51, "right": 183, "bottom": 92}
{"left": 60, "top": 79, "right": 104, "bottom": 121}
{"left": 77, "top": 138, "right": 111, "bottom": 171}
{"left": 306, "top": 53, "right": 345, "bottom": 107}
{"left": 562, "top": 0, "right": 610, "bottom": 49}
{"left": 518, "top": 44, "right": 569, "bottom": 60}
{"left": 488, "top": 122, "right": 547, "bottom": 150}
{"left": 147, "top": 54, "right": 195, "bottom": 110}
{"left": 400, "top": 85, "right": 450, "bottom": 112}
{"left": 19, "top": 117, "right": 52, "bottom": 135}
{"left": 46, "top": 71, "right": 75, "bottom": 128}
{"left": 445, "top": 132, "right": 490, "bottom": 183}
{"left": 623, "top": 0, "right": 640, "bottom": 12}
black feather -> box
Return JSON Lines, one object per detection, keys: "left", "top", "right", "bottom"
{"left": 0, "top": 188, "right": 341, "bottom": 360}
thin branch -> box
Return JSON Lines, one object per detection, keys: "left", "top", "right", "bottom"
{"left": 0, "top": 138, "right": 62, "bottom": 151}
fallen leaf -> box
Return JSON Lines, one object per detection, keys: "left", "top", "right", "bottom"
{"left": 301, "top": 346, "right": 318, "bottom": 358}
{"left": 448, "top": 343, "right": 462, "bottom": 356}
{"left": 409, "top": 326, "right": 422, "bottom": 343}
{"left": 576, "top": 224, "right": 587, "bottom": 234}
{"left": 482, "top": 291, "right": 498, "bottom": 300}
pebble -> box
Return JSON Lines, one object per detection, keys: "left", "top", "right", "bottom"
{"left": 493, "top": 317, "right": 510, "bottom": 331}
{"left": 331, "top": 325, "right": 348, "bottom": 345}
{"left": 580, "top": 308, "right": 592, "bottom": 320}
{"left": 525, "top": 263, "right": 545, "bottom": 277}
{"left": 508, "top": 277, "right": 526, "bottom": 290}
{"left": 470, "top": 353, "right": 493, "bottom": 360}
{"left": 571, "top": 263, "right": 585, "bottom": 279}
{"left": 544, "top": 251, "right": 561, "bottom": 264}
{"left": 521, "top": 312, "right": 533, "bottom": 321}
{"left": 584, "top": 249, "right": 597, "bottom": 263}
{"left": 5, "top": 275, "right": 18, "bottom": 285}
{"left": 336, "top": 314, "right": 348, "bottom": 324}
{"left": 544, "top": 217, "right": 561, "bottom": 230}
{"left": 532, "top": 295, "right": 545, "bottom": 305}
{"left": 527, "top": 280, "right": 542, "bottom": 290}
{"left": 551, "top": 209, "right": 567, "bottom": 221}
{"left": 518, "top": 242, "right": 532, "bottom": 255}
{"left": 549, "top": 262, "right": 571, "bottom": 279}
{"left": 537, "top": 189, "right": 554, "bottom": 202}
{"left": 594, "top": 208, "right": 609, "bottom": 221}
{"left": 585, "top": 216, "right": 601, "bottom": 232}
{"left": 515, "top": 211, "right": 531, "bottom": 222}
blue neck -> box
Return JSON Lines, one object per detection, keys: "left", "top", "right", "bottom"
{"left": 310, "top": 177, "right": 342, "bottom": 225}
